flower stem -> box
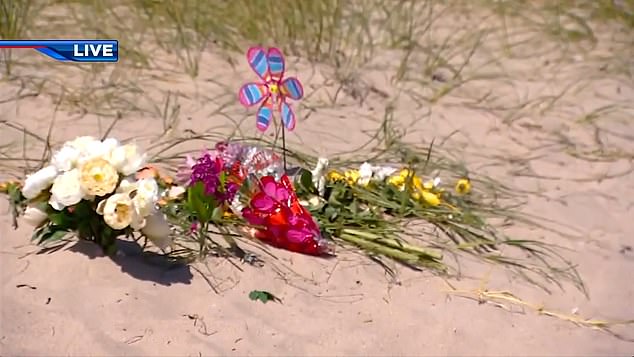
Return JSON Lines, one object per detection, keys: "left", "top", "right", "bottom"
{"left": 198, "top": 222, "right": 208, "bottom": 258}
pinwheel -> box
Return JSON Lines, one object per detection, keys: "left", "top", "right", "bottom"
{"left": 238, "top": 46, "right": 304, "bottom": 132}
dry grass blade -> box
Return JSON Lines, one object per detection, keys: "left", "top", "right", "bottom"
{"left": 446, "top": 284, "right": 634, "bottom": 342}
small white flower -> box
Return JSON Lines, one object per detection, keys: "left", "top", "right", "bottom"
{"left": 373, "top": 166, "right": 398, "bottom": 181}
{"left": 21, "top": 165, "right": 58, "bottom": 199}
{"left": 108, "top": 143, "right": 146, "bottom": 176}
{"left": 230, "top": 194, "right": 244, "bottom": 215}
{"left": 22, "top": 205, "right": 48, "bottom": 227}
{"left": 167, "top": 186, "right": 186, "bottom": 200}
{"left": 49, "top": 169, "right": 85, "bottom": 210}
{"left": 311, "top": 157, "right": 329, "bottom": 196}
{"left": 141, "top": 212, "right": 172, "bottom": 249}
{"left": 357, "top": 162, "right": 374, "bottom": 187}
{"left": 424, "top": 176, "right": 442, "bottom": 190}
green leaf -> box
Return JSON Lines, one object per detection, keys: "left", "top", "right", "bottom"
{"left": 248, "top": 290, "right": 281, "bottom": 304}
{"left": 47, "top": 229, "right": 70, "bottom": 242}
{"left": 48, "top": 212, "right": 70, "bottom": 227}
{"left": 324, "top": 206, "right": 338, "bottom": 221}
{"left": 31, "top": 225, "right": 48, "bottom": 242}
{"left": 77, "top": 221, "right": 92, "bottom": 240}
{"left": 72, "top": 200, "right": 93, "bottom": 218}
{"left": 7, "top": 183, "right": 24, "bottom": 205}
{"left": 34, "top": 225, "right": 71, "bottom": 245}
{"left": 187, "top": 182, "right": 212, "bottom": 222}
{"left": 295, "top": 169, "right": 316, "bottom": 195}
{"left": 211, "top": 206, "right": 223, "bottom": 222}
{"left": 219, "top": 171, "right": 227, "bottom": 190}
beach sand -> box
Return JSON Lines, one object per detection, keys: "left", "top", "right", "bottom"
{"left": 1, "top": 5, "right": 634, "bottom": 355}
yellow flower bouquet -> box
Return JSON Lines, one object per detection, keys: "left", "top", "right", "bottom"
{"left": 3, "top": 136, "right": 172, "bottom": 255}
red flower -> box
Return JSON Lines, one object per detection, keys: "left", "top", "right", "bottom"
{"left": 241, "top": 174, "right": 331, "bottom": 256}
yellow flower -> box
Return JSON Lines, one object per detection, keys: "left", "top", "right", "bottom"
{"left": 0, "top": 180, "right": 19, "bottom": 194}
{"left": 411, "top": 176, "right": 423, "bottom": 191}
{"left": 387, "top": 174, "right": 405, "bottom": 189}
{"left": 327, "top": 170, "right": 345, "bottom": 182}
{"left": 344, "top": 170, "right": 360, "bottom": 185}
{"left": 399, "top": 168, "right": 415, "bottom": 178}
{"left": 455, "top": 178, "right": 472, "bottom": 195}
{"left": 388, "top": 168, "right": 424, "bottom": 191}
{"left": 410, "top": 188, "right": 441, "bottom": 206}
{"left": 420, "top": 190, "right": 441, "bottom": 206}
{"left": 79, "top": 158, "right": 119, "bottom": 196}
{"left": 387, "top": 167, "right": 443, "bottom": 206}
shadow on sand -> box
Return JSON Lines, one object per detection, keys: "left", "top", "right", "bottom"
{"left": 62, "top": 239, "right": 194, "bottom": 286}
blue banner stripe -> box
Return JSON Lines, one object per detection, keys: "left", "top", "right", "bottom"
{"left": 0, "top": 40, "right": 118, "bottom": 63}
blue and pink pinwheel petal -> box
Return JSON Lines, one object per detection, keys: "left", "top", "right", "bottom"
{"left": 256, "top": 99, "right": 274, "bottom": 132}
{"left": 239, "top": 82, "right": 269, "bottom": 107}
{"left": 280, "top": 77, "right": 303, "bottom": 100}
{"left": 280, "top": 101, "right": 296, "bottom": 131}
{"left": 266, "top": 47, "right": 285, "bottom": 82}
{"left": 246, "top": 47, "right": 270, "bottom": 81}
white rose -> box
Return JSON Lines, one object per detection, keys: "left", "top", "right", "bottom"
{"left": 49, "top": 169, "right": 85, "bottom": 210}
{"left": 132, "top": 178, "right": 159, "bottom": 218}
{"left": 21, "top": 165, "right": 58, "bottom": 199}
{"left": 22, "top": 206, "right": 48, "bottom": 227}
{"left": 101, "top": 138, "right": 120, "bottom": 151}
{"left": 68, "top": 136, "right": 100, "bottom": 153}
{"left": 77, "top": 139, "right": 118, "bottom": 166}
{"left": 108, "top": 143, "right": 146, "bottom": 176}
{"left": 141, "top": 212, "right": 172, "bottom": 249}
{"left": 51, "top": 145, "right": 80, "bottom": 172}
{"left": 358, "top": 162, "right": 374, "bottom": 187}
{"left": 97, "top": 193, "right": 137, "bottom": 230}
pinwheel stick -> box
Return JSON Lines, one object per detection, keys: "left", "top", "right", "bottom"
{"left": 281, "top": 124, "right": 288, "bottom": 172}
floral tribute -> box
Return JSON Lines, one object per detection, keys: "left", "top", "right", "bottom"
{"left": 4, "top": 136, "right": 171, "bottom": 254}
{"left": 0, "top": 45, "right": 580, "bottom": 303}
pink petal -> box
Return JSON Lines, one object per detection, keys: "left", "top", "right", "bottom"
{"left": 241, "top": 208, "right": 265, "bottom": 226}
{"left": 261, "top": 178, "right": 279, "bottom": 198}
{"left": 251, "top": 192, "right": 275, "bottom": 212}
{"left": 287, "top": 228, "right": 313, "bottom": 244}
{"left": 275, "top": 187, "right": 290, "bottom": 202}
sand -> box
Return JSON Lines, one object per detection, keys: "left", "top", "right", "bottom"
{"left": 1, "top": 6, "right": 634, "bottom": 356}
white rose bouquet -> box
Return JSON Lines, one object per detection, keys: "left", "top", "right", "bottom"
{"left": 3, "top": 136, "right": 172, "bottom": 254}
